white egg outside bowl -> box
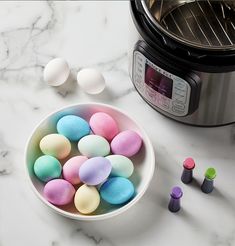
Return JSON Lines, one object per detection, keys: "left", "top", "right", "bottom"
{"left": 25, "top": 103, "right": 155, "bottom": 221}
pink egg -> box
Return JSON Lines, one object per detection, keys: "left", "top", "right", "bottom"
{"left": 43, "top": 179, "right": 75, "bottom": 206}
{"left": 111, "top": 130, "right": 142, "bottom": 157}
{"left": 62, "top": 156, "right": 88, "bottom": 185}
{"left": 89, "top": 112, "right": 119, "bottom": 141}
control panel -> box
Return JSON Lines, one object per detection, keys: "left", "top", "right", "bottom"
{"left": 133, "top": 51, "right": 191, "bottom": 117}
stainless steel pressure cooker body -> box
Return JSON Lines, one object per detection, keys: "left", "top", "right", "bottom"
{"left": 129, "top": 0, "right": 235, "bottom": 126}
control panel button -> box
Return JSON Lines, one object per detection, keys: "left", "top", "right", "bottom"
{"left": 145, "top": 86, "right": 156, "bottom": 102}
{"left": 173, "top": 86, "right": 188, "bottom": 103}
{"left": 172, "top": 107, "right": 185, "bottom": 115}
{"left": 158, "top": 95, "right": 170, "bottom": 109}
{"left": 172, "top": 101, "right": 185, "bottom": 111}
{"left": 174, "top": 81, "right": 187, "bottom": 90}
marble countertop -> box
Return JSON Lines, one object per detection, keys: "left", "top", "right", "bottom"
{"left": 1, "top": 1, "right": 235, "bottom": 246}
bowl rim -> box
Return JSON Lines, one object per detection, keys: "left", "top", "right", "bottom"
{"left": 24, "top": 102, "right": 155, "bottom": 221}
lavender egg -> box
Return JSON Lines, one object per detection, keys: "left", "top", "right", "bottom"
{"left": 79, "top": 157, "right": 112, "bottom": 186}
{"left": 43, "top": 179, "right": 75, "bottom": 206}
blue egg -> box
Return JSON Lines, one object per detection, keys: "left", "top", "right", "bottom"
{"left": 100, "top": 177, "right": 135, "bottom": 205}
{"left": 57, "top": 115, "right": 90, "bottom": 141}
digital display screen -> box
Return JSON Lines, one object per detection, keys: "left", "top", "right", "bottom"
{"left": 145, "top": 64, "right": 173, "bottom": 99}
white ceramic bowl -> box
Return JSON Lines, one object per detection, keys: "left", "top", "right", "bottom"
{"left": 25, "top": 103, "right": 155, "bottom": 220}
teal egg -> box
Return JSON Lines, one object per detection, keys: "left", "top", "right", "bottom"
{"left": 106, "top": 155, "right": 134, "bottom": 178}
{"left": 100, "top": 177, "right": 135, "bottom": 205}
{"left": 34, "top": 155, "right": 62, "bottom": 182}
{"left": 78, "top": 135, "right": 110, "bottom": 158}
{"left": 57, "top": 115, "right": 90, "bottom": 141}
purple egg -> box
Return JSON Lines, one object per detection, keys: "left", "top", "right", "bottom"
{"left": 111, "top": 130, "right": 142, "bottom": 157}
{"left": 79, "top": 157, "right": 112, "bottom": 185}
{"left": 43, "top": 179, "right": 75, "bottom": 206}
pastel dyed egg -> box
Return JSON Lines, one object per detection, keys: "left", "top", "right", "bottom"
{"left": 89, "top": 112, "right": 119, "bottom": 141}
{"left": 74, "top": 184, "right": 100, "bottom": 214}
{"left": 40, "top": 134, "right": 71, "bottom": 159}
{"left": 34, "top": 155, "right": 62, "bottom": 182}
{"left": 78, "top": 135, "right": 110, "bottom": 158}
{"left": 62, "top": 156, "right": 88, "bottom": 185}
{"left": 77, "top": 68, "right": 105, "bottom": 95}
{"left": 43, "top": 179, "right": 75, "bottom": 206}
{"left": 57, "top": 115, "right": 90, "bottom": 141}
{"left": 100, "top": 177, "right": 135, "bottom": 205}
{"left": 106, "top": 155, "right": 134, "bottom": 178}
{"left": 111, "top": 130, "right": 142, "bottom": 157}
{"left": 79, "top": 157, "right": 112, "bottom": 185}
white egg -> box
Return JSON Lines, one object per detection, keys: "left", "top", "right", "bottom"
{"left": 43, "top": 58, "right": 70, "bottom": 86}
{"left": 77, "top": 68, "right": 105, "bottom": 94}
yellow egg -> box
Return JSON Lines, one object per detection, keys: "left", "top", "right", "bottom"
{"left": 74, "top": 184, "right": 100, "bottom": 214}
{"left": 39, "top": 134, "right": 71, "bottom": 159}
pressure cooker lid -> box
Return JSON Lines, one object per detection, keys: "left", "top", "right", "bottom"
{"left": 142, "top": 0, "right": 235, "bottom": 51}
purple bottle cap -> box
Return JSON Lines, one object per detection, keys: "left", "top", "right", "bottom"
{"left": 171, "top": 186, "right": 183, "bottom": 199}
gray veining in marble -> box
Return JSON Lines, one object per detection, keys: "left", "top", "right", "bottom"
{"left": 0, "top": 1, "right": 235, "bottom": 246}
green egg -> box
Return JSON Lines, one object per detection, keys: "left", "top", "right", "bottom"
{"left": 77, "top": 135, "right": 110, "bottom": 158}
{"left": 106, "top": 155, "right": 134, "bottom": 178}
{"left": 34, "top": 155, "right": 62, "bottom": 182}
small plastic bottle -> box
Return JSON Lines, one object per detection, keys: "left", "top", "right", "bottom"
{"left": 201, "top": 168, "right": 216, "bottom": 194}
{"left": 168, "top": 186, "right": 183, "bottom": 213}
{"left": 181, "top": 157, "right": 195, "bottom": 184}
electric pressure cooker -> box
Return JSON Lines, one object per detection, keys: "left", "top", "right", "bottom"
{"left": 129, "top": 0, "right": 235, "bottom": 126}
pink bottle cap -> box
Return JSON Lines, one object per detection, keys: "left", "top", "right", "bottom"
{"left": 183, "top": 157, "right": 195, "bottom": 170}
